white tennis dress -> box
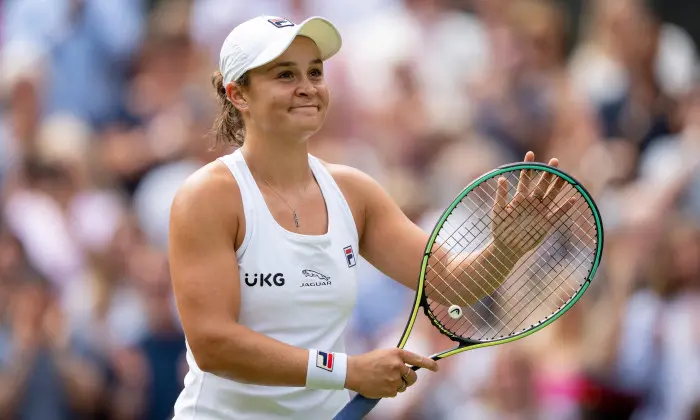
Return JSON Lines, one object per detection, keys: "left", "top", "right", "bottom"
{"left": 172, "top": 150, "right": 359, "bottom": 420}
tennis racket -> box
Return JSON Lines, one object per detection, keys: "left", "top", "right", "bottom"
{"left": 333, "top": 162, "right": 604, "bottom": 420}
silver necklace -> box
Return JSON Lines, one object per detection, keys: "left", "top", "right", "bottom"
{"left": 253, "top": 168, "right": 312, "bottom": 228}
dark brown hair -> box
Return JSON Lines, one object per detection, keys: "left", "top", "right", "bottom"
{"left": 211, "top": 70, "right": 250, "bottom": 147}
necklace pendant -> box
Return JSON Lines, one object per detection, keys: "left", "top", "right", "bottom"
{"left": 293, "top": 211, "right": 300, "bottom": 228}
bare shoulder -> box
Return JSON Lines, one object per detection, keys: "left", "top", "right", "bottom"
{"left": 170, "top": 159, "right": 242, "bottom": 242}
{"left": 317, "top": 160, "right": 390, "bottom": 238}
{"left": 318, "top": 160, "right": 381, "bottom": 196}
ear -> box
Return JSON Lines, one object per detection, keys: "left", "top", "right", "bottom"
{"left": 226, "top": 82, "right": 248, "bottom": 112}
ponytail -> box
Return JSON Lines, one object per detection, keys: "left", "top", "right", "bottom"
{"left": 210, "top": 71, "right": 249, "bottom": 147}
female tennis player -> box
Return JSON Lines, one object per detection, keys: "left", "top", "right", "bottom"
{"left": 169, "top": 15, "right": 566, "bottom": 420}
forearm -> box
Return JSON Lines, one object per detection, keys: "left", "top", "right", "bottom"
{"left": 428, "top": 241, "right": 520, "bottom": 306}
{"left": 192, "top": 323, "right": 312, "bottom": 387}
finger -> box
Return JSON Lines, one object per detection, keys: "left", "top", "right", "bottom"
{"left": 552, "top": 197, "right": 577, "bottom": 221}
{"left": 403, "top": 368, "right": 418, "bottom": 387}
{"left": 533, "top": 170, "right": 552, "bottom": 199}
{"left": 539, "top": 158, "right": 561, "bottom": 202}
{"left": 544, "top": 176, "right": 565, "bottom": 202}
{"left": 493, "top": 176, "right": 508, "bottom": 213}
{"left": 546, "top": 198, "right": 577, "bottom": 235}
{"left": 398, "top": 349, "right": 439, "bottom": 372}
{"left": 516, "top": 152, "right": 535, "bottom": 197}
{"left": 398, "top": 380, "right": 407, "bottom": 393}
{"left": 531, "top": 158, "right": 556, "bottom": 198}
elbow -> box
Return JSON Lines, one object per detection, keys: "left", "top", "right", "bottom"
{"left": 188, "top": 330, "right": 232, "bottom": 374}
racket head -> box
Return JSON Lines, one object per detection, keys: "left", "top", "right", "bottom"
{"left": 397, "top": 162, "right": 604, "bottom": 355}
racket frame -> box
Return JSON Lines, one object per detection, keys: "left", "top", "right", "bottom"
{"left": 397, "top": 162, "right": 604, "bottom": 360}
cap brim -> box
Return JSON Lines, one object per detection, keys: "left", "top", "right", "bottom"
{"left": 248, "top": 16, "right": 342, "bottom": 72}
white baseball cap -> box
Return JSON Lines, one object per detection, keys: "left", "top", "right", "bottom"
{"left": 219, "top": 16, "right": 342, "bottom": 86}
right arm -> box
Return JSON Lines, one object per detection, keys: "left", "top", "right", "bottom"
{"left": 169, "top": 163, "right": 308, "bottom": 386}
{"left": 169, "top": 162, "right": 437, "bottom": 396}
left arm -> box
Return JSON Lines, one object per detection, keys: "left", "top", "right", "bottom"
{"left": 334, "top": 152, "right": 566, "bottom": 306}
{"left": 333, "top": 168, "right": 521, "bottom": 306}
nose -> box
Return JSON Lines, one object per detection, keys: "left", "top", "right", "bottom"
{"left": 295, "top": 76, "right": 317, "bottom": 97}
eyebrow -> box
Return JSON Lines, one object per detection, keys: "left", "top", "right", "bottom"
{"left": 267, "top": 58, "right": 323, "bottom": 72}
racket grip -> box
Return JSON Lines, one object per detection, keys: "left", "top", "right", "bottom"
{"left": 332, "top": 394, "right": 381, "bottom": 420}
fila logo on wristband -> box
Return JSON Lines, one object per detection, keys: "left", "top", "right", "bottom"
{"left": 306, "top": 349, "right": 346, "bottom": 390}
{"left": 316, "top": 351, "right": 334, "bottom": 371}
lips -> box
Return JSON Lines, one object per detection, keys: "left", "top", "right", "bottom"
{"left": 290, "top": 105, "right": 319, "bottom": 110}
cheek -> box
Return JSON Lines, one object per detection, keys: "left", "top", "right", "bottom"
{"left": 317, "top": 85, "right": 330, "bottom": 107}
{"left": 250, "top": 95, "right": 284, "bottom": 117}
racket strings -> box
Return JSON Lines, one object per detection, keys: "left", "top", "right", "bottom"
{"left": 436, "top": 172, "right": 580, "bottom": 275}
{"left": 432, "top": 180, "right": 579, "bottom": 306}
{"left": 429, "top": 173, "right": 584, "bottom": 275}
{"left": 435, "top": 196, "right": 593, "bottom": 339}
{"left": 426, "top": 201, "right": 527, "bottom": 331}
{"left": 437, "top": 201, "right": 594, "bottom": 339}
{"left": 430, "top": 224, "right": 585, "bottom": 339}
{"left": 423, "top": 170, "right": 597, "bottom": 341}
{"left": 488, "top": 227, "right": 596, "bottom": 339}
{"left": 426, "top": 192, "right": 554, "bottom": 322}
{"left": 429, "top": 219, "right": 575, "bottom": 338}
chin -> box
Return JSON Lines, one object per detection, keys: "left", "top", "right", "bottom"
{"left": 287, "top": 117, "right": 325, "bottom": 137}
{"left": 295, "top": 125, "right": 323, "bottom": 141}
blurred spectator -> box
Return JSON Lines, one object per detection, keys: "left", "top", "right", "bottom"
{"left": 471, "top": 0, "right": 600, "bottom": 172}
{"left": 616, "top": 218, "right": 700, "bottom": 420}
{"left": 447, "top": 347, "right": 541, "bottom": 420}
{"left": 109, "top": 246, "right": 184, "bottom": 420}
{"left": 342, "top": 0, "right": 489, "bottom": 138}
{"left": 0, "top": 263, "right": 106, "bottom": 419}
{"left": 3, "top": 0, "right": 146, "bottom": 127}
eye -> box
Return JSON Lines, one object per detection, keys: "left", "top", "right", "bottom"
{"left": 277, "top": 71, "right": 294, "bottom": 79}
{"left": 309, "top": 68, "right": 323, "bottom": 78}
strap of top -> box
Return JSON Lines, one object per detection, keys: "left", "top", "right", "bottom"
{"left": 217, "top": 150, "right": 256, "bottom": 257}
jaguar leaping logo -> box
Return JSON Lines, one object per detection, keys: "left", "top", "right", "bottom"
{"left": 302, "top": 270, "right": 330, "bottom": 281}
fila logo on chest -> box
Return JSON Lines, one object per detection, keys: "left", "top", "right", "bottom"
{"left": 343, "top": 245, "right": 357, "bottom": 268}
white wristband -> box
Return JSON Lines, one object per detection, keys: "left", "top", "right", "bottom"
{"left": 305, "top": 349, "right": 347, "bottom": 390}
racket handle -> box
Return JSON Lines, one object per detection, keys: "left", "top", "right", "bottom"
{"left": 333, "top": 394, "right": 381, "bottom": 420}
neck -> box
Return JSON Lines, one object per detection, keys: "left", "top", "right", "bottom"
{"left": 240, "top": 128, "right": 313, "bottom": 190}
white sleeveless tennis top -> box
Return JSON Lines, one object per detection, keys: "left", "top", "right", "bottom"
{"left": 173, "top": 150, "right": 359, "bottom": 420}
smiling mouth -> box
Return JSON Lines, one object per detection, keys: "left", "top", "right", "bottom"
{"left": 290, "top": 105, "right": 319, "bottom": 110}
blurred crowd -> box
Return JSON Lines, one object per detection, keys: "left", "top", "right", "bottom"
{"left": 1, "top": 0, "right": 700, "bottom": 419}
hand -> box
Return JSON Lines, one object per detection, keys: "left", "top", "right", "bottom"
{"left": 345, "top": 348, "right": 438, "bottom": 399}
{"left": 491, "top": 151, "right": 577, "bottom": 259}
